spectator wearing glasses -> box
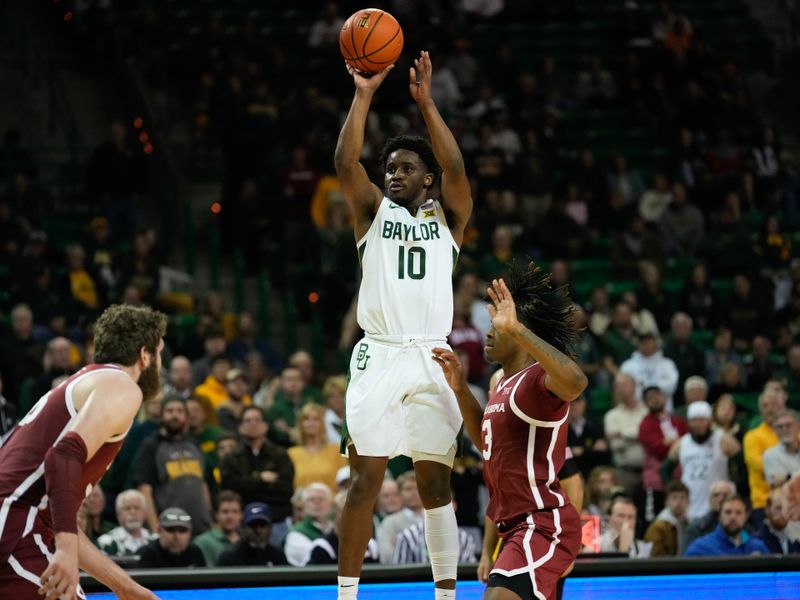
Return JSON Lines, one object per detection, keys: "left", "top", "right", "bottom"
{"left": 763, "top": 410, "right": 800, "bottom": 488}
{"left": 136, "top": 508, "right": 206, "bottom": 568}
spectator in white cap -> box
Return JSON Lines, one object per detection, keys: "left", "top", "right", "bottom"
{"left": 668, "top": 401, "right": 741, "bottom": 520}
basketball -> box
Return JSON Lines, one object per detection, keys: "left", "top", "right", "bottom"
{"left": 339, "top": 8, "right": 404, "bottom": 74}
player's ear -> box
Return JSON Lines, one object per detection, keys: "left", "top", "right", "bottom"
{"left": 424, "top": 173, "right": 434, "bottom": 188}
{"left": 138, "top": 346, "right": 150, "bottom": 368}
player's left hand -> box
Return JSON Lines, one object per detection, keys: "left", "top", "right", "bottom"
{"left": 487, "top": 278, "right": 520, "bottom": 334}
{"left": 409, "top": 50, "right": 432, "bottom": 104}
{"left": 38, "top": 545, "right": 79, "bottom": 600}
{"left": 432, "top": 348, "right": 467, "bottom": 393}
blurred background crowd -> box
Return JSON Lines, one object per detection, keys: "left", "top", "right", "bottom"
{"left": 2, "top": 0, "right": 800, "bottom": 568}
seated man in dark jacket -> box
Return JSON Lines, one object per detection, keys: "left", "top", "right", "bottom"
{"left": 685, "top": 495, "right": 769, "bottom": 557}
{"left": 755, "top": 489, "right": 800, "bottom": 554}
{"left": 218, "top": 502, "right": 288, "bottom": 566}
{"left": 136, "top": 507, "right": 206, "bottom": 568}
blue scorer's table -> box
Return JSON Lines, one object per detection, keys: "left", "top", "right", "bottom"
{"left": 84, "top": 557, "right": 800, "bottom": 599}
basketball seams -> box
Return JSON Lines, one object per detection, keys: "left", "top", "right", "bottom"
{"left": 360, "top": 11, "right": 384, "bottom": 58}
{"left": 361, "top": 27, "right": 403, "bottom": 65}
{"left": 348, "top": 14, "right": 371, "bottom": 73}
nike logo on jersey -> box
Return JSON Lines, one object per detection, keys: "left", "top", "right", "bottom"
{"left": 389, "top": 203, "right": 403, "bottom": 209}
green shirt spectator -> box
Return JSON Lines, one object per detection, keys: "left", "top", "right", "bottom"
{"left": 193, "top": 491, "right": 243, "bottom": 566}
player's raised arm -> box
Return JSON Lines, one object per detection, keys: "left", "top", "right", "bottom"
{"left": 410, "top": 51, "right": 472, "bottom": 243}
{"left": 432, "top": 347, "right": 483, "bottom": 446}
{"left": 334, "top": 64, "right": 393, "bottom": 238}
{"left": 488, "top": 278, "right": 588, "bottom": 402}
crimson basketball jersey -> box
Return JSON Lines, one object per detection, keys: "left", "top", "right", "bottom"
{"left": 482, "top": 363, "right": 570, "bottom": 524}
{"left": 0, "top": 364, "right": 132, "bottom": 533}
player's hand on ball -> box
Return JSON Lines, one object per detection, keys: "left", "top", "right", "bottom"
{"left": 432, "top": 347, "right": 467, "bottom": 393}
{"left": 346, "top": 62, "right": 394, "bottom": 91}
{"left": 487, "top": 278, "right": 519, "bottom": 334}
{"left": 38, "top": 546, "right": 79, "bottom": 600}
{"left": 409, "top": 50, "right": 432, "bottom": 104}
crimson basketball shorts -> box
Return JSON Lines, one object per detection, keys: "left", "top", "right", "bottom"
{"left": 0, "top": 502, "right": 86, "bottom": 599}
{"left": 487, "top": 504, "right": 581, "bottom": 600}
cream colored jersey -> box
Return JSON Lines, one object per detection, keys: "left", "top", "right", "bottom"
{"left": 356, "top": 197, "right": 459, "bottom": 338}
{"left": 679, "top": 428, "right": 729, "bottom": 520}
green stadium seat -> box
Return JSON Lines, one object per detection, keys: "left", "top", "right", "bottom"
{"left": 590, "top": 387, "right": 612, "bottom": 417}
{"left": 733, "top": 393, "right": 759, "bottom": 416}
{"left": 606, "top": 280, "right": 639, "bottom": 300}
{"left": 666, "top": 257, "right": 699, "bottom": 280}
{"left": 710, "top": 278, "right": 735, "bottom": 301}
{"left": 690, "top": 329, "right": 714, "bottom": 348}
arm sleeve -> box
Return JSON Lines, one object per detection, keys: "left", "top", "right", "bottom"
{"left": 44, "top": 431, "right": 88, "bottom": 534}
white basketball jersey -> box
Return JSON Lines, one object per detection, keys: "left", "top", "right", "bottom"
{"left": 356, "top": 197, "right": 459, "bottom": 337}
{"left": 679, "top": 428, "right": 729, "bottom": 520}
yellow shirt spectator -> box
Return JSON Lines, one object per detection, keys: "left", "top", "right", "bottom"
{"left": 743, "top": 421, "right": 780, "bottom": 509}
{"left": 287, "top": 403, "right": 347, "bottom": 493}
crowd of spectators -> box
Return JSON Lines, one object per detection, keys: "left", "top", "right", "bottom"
{"left": 2, "top": 0, "right": 800, "bottom": 571}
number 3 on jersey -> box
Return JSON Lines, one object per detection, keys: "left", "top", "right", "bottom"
{"left": 398, "top": 246, "right": 426, "bottom": 280}
{"left": 482, "top": 419, "right": 492, "bottom": 460}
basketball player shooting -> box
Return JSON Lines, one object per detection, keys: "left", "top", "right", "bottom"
{"left": 0, "top": 304, "right": 165, "bottom": 600}
{"left": 433, "top": 267, "right": 587, "bottom": 600}
{"left": 334, "top": 50, "right": 473, "bottom": 600}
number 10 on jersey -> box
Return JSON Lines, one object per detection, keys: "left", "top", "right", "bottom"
{"left": 398, "top": 246, "right": 426, "bottom": 280}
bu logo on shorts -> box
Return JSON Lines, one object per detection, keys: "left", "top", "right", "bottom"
{"left": 356, "top": 343, "right": 371, "bottom": 370}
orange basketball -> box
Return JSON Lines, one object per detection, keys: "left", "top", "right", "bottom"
{"left": 339, "top": 8, "right": 404, "bottom": 74}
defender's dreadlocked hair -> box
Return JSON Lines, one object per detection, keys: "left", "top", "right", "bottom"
{"left": 378, "top": 135, "right": 442, "bottom": 187}
{"left": 504, "top": 260, "right": 582, "bottom": 356}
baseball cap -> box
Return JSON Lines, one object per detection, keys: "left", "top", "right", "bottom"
{"left": 243, "top": 502, "right": 272, "bottom": 526}
{"left": 336, "top": 466, "right": 351, "bottom": 487}
{"left": 687, "top": 401, "right": 713, "bottom": 420}
{"left": 225, "top": 368, "right": 247, "bottom": 383}
{"left": 159, "top": 507, "right": 192, "bottom": 530}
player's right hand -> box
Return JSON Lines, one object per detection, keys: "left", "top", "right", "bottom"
{"left": 346, "top": 62, "right": 394, "bottom": 91}
{"left": 38, "top": 546, "right": 79, "bottom": 600}
{"left": 477, "top": 553, "right": 494, "bottom": 583}
{"left": 487, "top": 278, "right": 520, "bottom": 335}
